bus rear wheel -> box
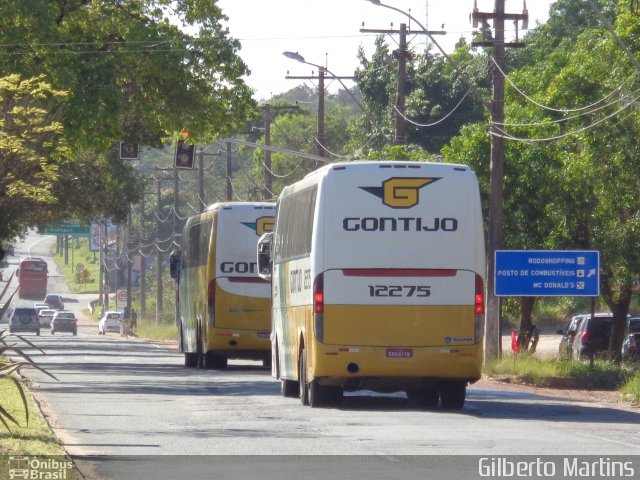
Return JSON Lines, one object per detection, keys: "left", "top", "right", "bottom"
{"left": 309, "top": 381, "right": 342, "bottom": 408}
{"left": 407, "top": 388, "right": 439, "bottom": 409}
{"left": 184, "top": 352, "right": 198, "bottom": 368}
{"left": 205, "top": 352, "right": 227, "bottom": 370}
{"left": 281, "top": 379, "right": 299, "bottom": 398}
{"left": 440, "top": 382, "right": 466, "bottom": 410}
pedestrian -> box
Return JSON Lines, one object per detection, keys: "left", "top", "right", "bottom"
{"left": 131, "top": 308, "right": 137, "bottom": 334}
{"left": 120, "top": 307, "right": 130, "bottom": 336}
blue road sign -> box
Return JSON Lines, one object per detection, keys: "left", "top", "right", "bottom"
{"left": 495, "top": 250, "right": 599, "bottom": 297}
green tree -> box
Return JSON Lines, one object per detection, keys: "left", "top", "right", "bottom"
{"left": 353, "top": 36, "right": 489, "bottom": 155}
{"left": 0, "top": 0, "right": 256, "bottom": 148}
{"left": 0, "top": 1, "right": 256, "bottom": 242}
{"left": 444, "top": 0, "right": 640, "bottom": 360}
{"left": 0, "top": 75, "right": 67, "bottom": 240}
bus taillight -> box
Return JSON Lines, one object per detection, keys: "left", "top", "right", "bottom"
{"left": 475, "top": 274, "right": 485, "bottom": 344}
{"left": 313, "top": 273, "right": 324, "bottom": 314}
{"left": 207, "top": 279, "right": 216, "bottom": 326}
{"left": 475, "top": 274, "right": 484, "bottom": 315}
{"left": 314, "top": 274, "right": 324, "bottom": 342}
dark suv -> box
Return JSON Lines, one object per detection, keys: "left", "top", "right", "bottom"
{"left": 43, "top": 294, "right": 64, "bottom": 310}
{"left": 571, "top": 313, "right": 614, "bottom": 361}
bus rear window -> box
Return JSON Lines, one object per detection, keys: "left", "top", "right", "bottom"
{"left": 21, "top": 262, "right": 47, "bottom": 272}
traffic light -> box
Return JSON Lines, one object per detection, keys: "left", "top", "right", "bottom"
{"left": 119, "top": 142, "right": 139, "bottom": 160}
{"left": 174, "top": 140, "right": 195, "bottom": 169}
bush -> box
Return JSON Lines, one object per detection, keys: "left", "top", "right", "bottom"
{"left": 621, "top": 372, "right": 640, "bottom": 404}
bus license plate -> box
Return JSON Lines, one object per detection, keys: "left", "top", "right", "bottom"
{"left": 386, "top": 348, "right": 413, "bottom": 358}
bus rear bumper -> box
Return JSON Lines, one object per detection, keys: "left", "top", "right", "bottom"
{"left": 311, "top": 343, "right": 483, "bottom": 390}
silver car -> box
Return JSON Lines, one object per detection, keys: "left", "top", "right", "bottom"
{"left": 9, "top": 307, "right": 40, "bottom": 335}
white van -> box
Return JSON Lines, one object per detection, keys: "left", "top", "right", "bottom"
{"left": 258, "top": 161, "right": 485, "bottom": 408}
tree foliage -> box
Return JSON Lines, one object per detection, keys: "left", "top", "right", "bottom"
{"left": 444, "top": 0, "right": 640, "bottom": 360}
{"left": 0, "top": 75, "right": 68, "bottom": 240}
{"left": 353, "top": 36, "right": 489, "bottom": 155}
{"left": 0, "top": 0, "right": 256, "bottom": 148}
{"left": 0, "top": 0, "right": 257, "bottom": 242}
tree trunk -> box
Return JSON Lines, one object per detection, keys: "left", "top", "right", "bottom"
{"left": 605, "top": 288, "right": 632, "bottom": 365}
{"left": 517, "top": 296, "right": 536, "bottom": 352}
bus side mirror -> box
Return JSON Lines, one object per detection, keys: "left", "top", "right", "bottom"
{"left": 257, "top": 232, "right": 273, "bottom": 281}
{"left": 169, "top": 251, "right": 181, "bottom": 282}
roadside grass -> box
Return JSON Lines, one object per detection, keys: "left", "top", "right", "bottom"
{"left": 0, "top": 371, "right": 82, "bottom": 479}
{"left": 621, "top": 371, "right": 640, "bottom": 405}
{"left": 135, "top": 319, "right": 178, "bottom": 342}
{"left": 484, "top": 355, "right": 635, "bottom": 390}
{"left": 0, "top": 369, "right": 64, "bottom": 456}
{"left": 51, "top": 237, "right": 99, "bottom": 295}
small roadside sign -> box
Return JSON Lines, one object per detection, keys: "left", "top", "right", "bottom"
{"left": 117, "top": 289, "right": 127, "bottom": 303}
{"left": 495, "top": 250, "right": 599, "bottom": 297}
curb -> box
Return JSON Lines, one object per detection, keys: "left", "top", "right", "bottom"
{"left": 487, "top": 374, "right": 617, "bottom": 390}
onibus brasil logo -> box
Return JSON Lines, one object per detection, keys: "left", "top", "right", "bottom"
{"left": 7, "top": 456, "right": 73, "bottom": 479}
{"left": 359, "top": 177, "right": 440, "bottom": 208}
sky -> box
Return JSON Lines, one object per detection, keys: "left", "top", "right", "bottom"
{"left": 216, "top": 0, "right": 555, "bottom": 101}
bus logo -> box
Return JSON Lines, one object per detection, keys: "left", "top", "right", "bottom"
{"left": 242, "top": 216, "right": 274, "bottom": 236}
{"left": 360, "top": 177, "right": 440, "bottom": 208}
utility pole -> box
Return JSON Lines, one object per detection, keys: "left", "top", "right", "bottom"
{"left": 263, "top": 105, "right": 273, "bottom": 199}
{"left": 260, "top": 104, "right": 300, "bottom": 199}
{"left": 102, "top": 222, "right": 109, "bottom": 311}
{"left": 360, "top": 23, "right": 445, "bottom": 144}
{"left": 196, "top": 146, "right": 221, "bottom": 211}
{"left": 139, "top": 196, "right": 146, "bottom": 320}
{"left": 126, "top": 209, "right": 132, "bottom": 319}
{"left": 285, "top": 66, "right": 354, "bottom": 166}
{"left": 155, "top": 177, "right": 163, "bottom": 325}
{"left": 198, "top": 148, "right": 205, "bottom": 211}
{"left": 225, "top": 142, "right": 232, "bottom": 201}
{"left": 472, "top": 0, "right": 528, "bottom": 360}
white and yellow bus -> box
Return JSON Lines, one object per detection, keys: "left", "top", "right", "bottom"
{"left": 257, "top": 161, "right": 485, "bottom": 408}
{"left": 172, "top": 202, "right": 275, "bottom": 369}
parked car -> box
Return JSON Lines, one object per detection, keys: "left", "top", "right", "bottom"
{"left": 623, "top": 317, "right": 640, "bottom": 361}
{"left": 43, "top": 294, "right": 64, "bottom": 310}
{"left": 557, "top": 314, "right": 587, "bottom": 360}
{"left": 571, "top": 313, "right": 615, "bottom": 361}
{"left": 37, "top": 308, "right": 57, "bottom": 328}
{"left": 98, "top": 311, "right": 122, "bottom": 335}
{"left": 9, "top": 307, "right": 40, "bottom": 335}
{"left": 51, "top": 311, "right": 77, "bottom": 335}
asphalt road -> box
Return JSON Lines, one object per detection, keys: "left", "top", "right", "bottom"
{"left": 2, "top": 234, "right": 640, "bottom": 480}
